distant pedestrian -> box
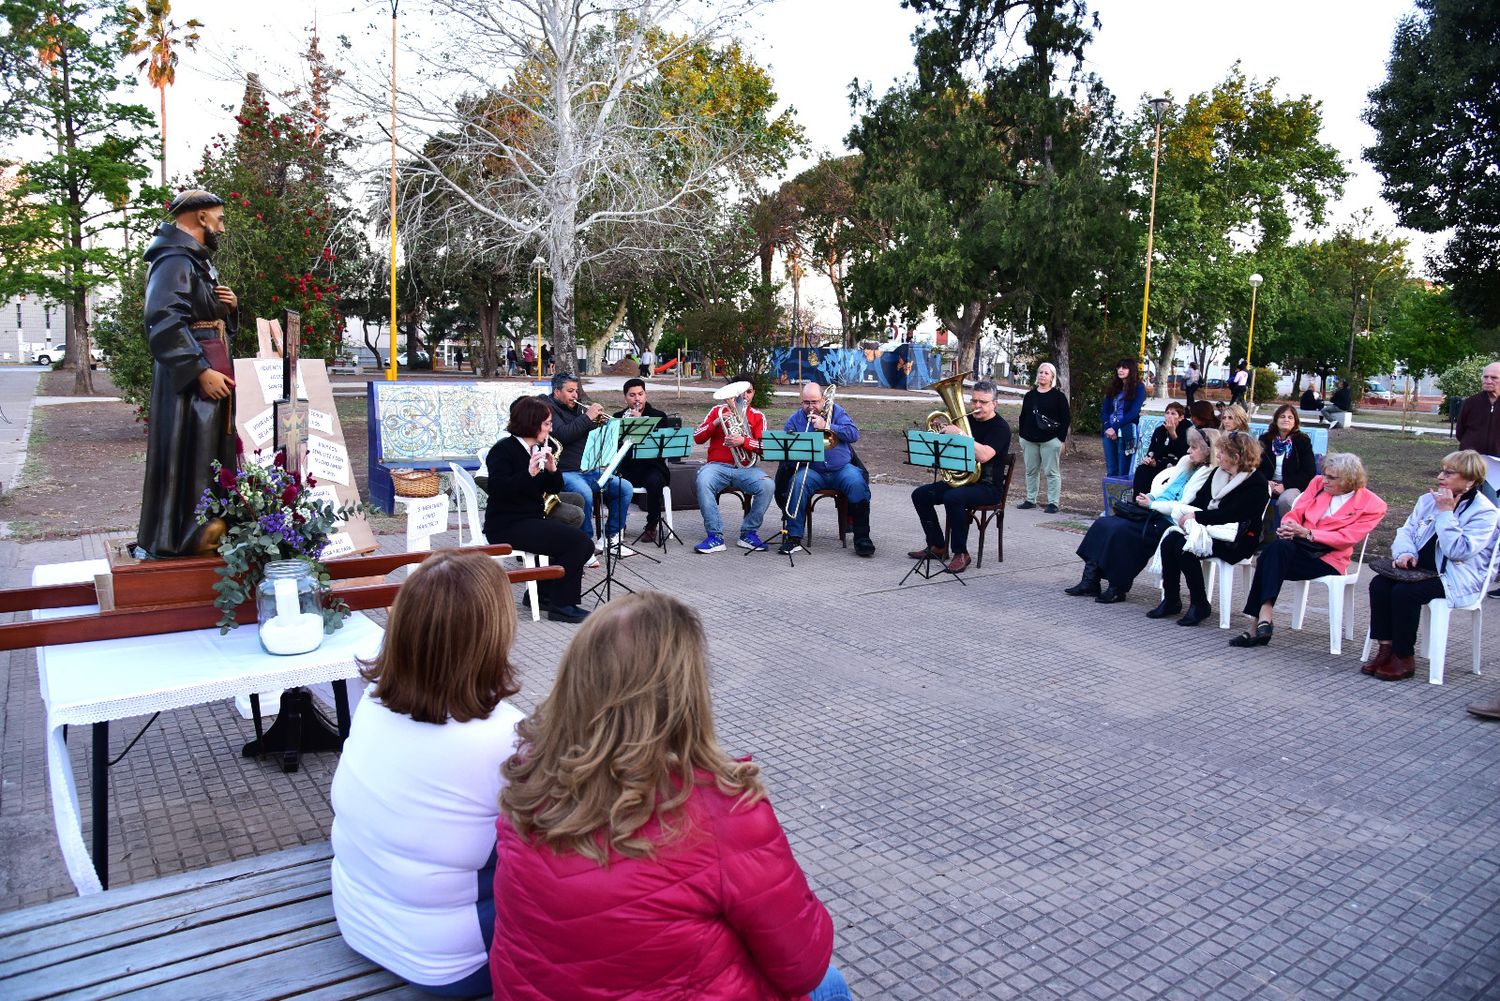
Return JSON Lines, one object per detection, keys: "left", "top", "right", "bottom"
{"left": 522, "top": 344, "right": 535, "bottom": 370}
{"left": 506, "top": 347, "right": 518, "bottom": 375}
{"left": 1017, "top": 361, "right": 1069, "bottom": 512}
{"left": 1322, "top": 380, "right": 1353, "bottom": 427}
{"left": 640, "top": 347, "right": 655, "bottom": 378}
{"left": 1229, "top": 360, "right": 1249, "bottom": 408}
{"left": 1183, "top": 361, "right": 1202, "bottom": 407}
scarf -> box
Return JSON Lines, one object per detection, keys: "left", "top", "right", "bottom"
{"left": 1270, "top": 435, "right": 1292, "bottom": 458}
{"left": 1206, "top": 469, "right": 1250, "bottom": 510}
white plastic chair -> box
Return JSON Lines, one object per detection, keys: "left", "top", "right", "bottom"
{"left": 1359, "top": 538, "right": 1500, "bottom": 684}
{"left": 631, "top": 484, "right": 674, "bottom": 543}
{"left": 449, "top": 461, "right": 549, "bottom": 623}
{"left": 1289, "top": 536, "right": 1369, "bottom": 655}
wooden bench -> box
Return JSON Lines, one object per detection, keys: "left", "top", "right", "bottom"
{"left": 0, "top": 844, "right": 437, "bottom": 1000}
{"left": 367, "top": 381, "right": 536, "bottom": 512}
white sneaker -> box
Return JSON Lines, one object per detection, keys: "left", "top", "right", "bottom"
{"left": 593, "top": 536, "right": 604, "bottom": 553}
{"left": 608, "top": 533, "right": 636, "bottom": 558}
{"left": 585, "top": 555, "right": 601, "bottom": 569}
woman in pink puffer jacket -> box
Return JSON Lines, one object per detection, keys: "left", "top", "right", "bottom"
{"left": 490, "top": 591, "right": 850, "bottom": 1001}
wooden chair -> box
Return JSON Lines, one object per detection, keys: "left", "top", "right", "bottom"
{"left": 805, "top": 489, "right": 849, "bottom": 549}
{"left": 943, "top": 454, "right": 1017, "bottom": 567}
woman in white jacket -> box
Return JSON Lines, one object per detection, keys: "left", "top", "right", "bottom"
{"left": 1363, "top": 450, "right": 1499, "bottom": 681}
{"left": 1065, "top": 427, "right": 1219, "bottom": 602}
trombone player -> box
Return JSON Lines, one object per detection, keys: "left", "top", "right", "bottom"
{"left": 908, "top": 380, "right": 1012, "bottom": 573}
{"left": 779, "top": 383, "right": 875, "bottom": 557}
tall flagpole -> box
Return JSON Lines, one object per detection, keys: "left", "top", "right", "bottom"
{"left": 1138, "top": 97, "right": 1170, "bottom": 366}
{"left": 386, "top": 2, "right": 399, "bottom": 381}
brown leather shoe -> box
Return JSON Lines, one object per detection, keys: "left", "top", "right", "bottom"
{"left": 945, "top": 552, "right": 971, "bottom": 574}
{"left": 1361, "top": 642, "right": 1394, "bottom": 676}
{"left": 908, "top": 544, "right": 948, "bottom": 560}
{"left": 1373, "top": 654, "right": 1416, "bottom": 681}
{"left": 1466, "top": 696, "right": 1500, "bottom": 720}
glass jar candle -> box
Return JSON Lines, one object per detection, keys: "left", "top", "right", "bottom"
{"left": 256, "top": 560, "right": 324, "bottom": 656}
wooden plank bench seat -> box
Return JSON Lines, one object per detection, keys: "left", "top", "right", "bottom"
{"left": 0, "top": 844, "right": 436, "bottom": 1000}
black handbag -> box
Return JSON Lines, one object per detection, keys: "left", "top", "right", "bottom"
{"left": 1112, "top": 498, "right": 1151, "bottom": 521}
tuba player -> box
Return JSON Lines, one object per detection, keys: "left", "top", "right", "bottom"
{"left": 908, "top": 380, "right": 1012, "bottom": 573}
{"left": 692, "top": 374, "right": 775, "bottom": 553}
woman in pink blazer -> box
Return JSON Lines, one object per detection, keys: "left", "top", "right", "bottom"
{"left": 1229, "top": 453, "right": 1387, "bottom": 647}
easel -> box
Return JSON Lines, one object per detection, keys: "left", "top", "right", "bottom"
{"left": 761, "top": 430, "right": 824, "bottom": 566}
{"left": 631, "top": 426, "right": 693, "bottom": 548}
{"left": 580, "top": 418, "right": 660, "bottom": 605}
{"left": 899, "top": 430, "right": 976, "bottom": 587}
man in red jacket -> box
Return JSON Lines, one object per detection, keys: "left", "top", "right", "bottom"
{"left": 693, "top": 375, "right": 774, "bottom": 553}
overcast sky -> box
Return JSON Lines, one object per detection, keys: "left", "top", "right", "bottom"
{"left": 126, "top": 0, "right": 1430, "bottom": 322}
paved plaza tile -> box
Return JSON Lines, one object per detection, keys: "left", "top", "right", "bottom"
{"left": 2, "top": 485, "right": 1498, "bottom": 998}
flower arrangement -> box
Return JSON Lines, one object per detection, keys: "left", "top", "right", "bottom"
{"left": 195, "top": 450, "right": 368, "bottom": 633}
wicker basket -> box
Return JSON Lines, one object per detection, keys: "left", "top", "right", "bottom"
{"left": 391, "top": 468, "right": 440, "bottom": 498}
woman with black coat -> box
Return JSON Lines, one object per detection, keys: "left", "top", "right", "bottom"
{"left": 484, "top": 396, "right": 594, "bottom": 623}
{"left": 1018, "top": 362, "right": 1070, "bottom": 512}
{"left": 1257, "top": 404, "right": 1316, "bottom": 522}
{"left": 1130, "top": 402, "right": 1189, "bottom": 495}
{"left": 1150, "top": 430, "right": 1270, "bottom": 626}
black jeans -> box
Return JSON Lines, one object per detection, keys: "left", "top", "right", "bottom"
{"left": 1367, "top": 574, "right": 1447, "bottom": 657}
{"left": 1241, "top": 539, "right": 1337, "bottom": 618}
{"left": 620, "top": 460, "right": 668, "bottom": 522}
{"left": 485, "top": 517, "right": 592, "bottom": 607}
{"left": 1159, "top": 532, "right": 1210, "bottom": 606}
{"left": 911, "top": 480, "right": 1001, "bottom": 554}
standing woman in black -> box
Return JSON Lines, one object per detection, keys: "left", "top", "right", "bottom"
{"left": 485, "top": 396, "right": 595, "bottom": 623}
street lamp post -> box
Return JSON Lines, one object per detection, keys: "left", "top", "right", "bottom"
{"left": 1138, "top": 96, "right": 1171, "bottom": 367}
{"left": 1246, "top": 273, "right": 1264, "bottom": 409}
{"left": 532, "top": 255, "right": 546, "bottom": 381}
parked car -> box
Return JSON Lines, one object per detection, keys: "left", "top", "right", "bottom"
{"left": 1364, "top": 381, "right": 1396, "bottom": 402}
{"left": 395, "top": 350, "right": 432, "bottom": 368}
{"left": 1206, "top": 378, "right": 1228, "bottom": 389}
{"left": 32, "top": 346, "right": 104, "bottom": 368}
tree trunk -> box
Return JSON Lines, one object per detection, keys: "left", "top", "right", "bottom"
{"left": 71, "top": 287, "right": 94, "bottom": 396}
{"left": 1155, "top": 329, "right": 1176, "bottom": 399}
{"left": 646, "top": 315, "right": 666, "bottom": 353}
{"left": 159, "top": 85, "right": 167, "bottom": 188}
{"left": 361, "top": 318, "right": 385, "bottom": 367}
{"left": 585, "top": 298, "right": 628, "bottom": 376}
{"left": 940, "top": 301, "right": 987, "bottom": 378}
{"left": 477, "top": 299, "right": 500, "bottom": 378}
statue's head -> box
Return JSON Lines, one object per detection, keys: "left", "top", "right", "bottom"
{"left": 168, "top": 190, "right": 226, "bottom": 253}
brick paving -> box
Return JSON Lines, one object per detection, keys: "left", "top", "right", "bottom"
{"left": 2, "top": 487, "right": 1499, "bottom": 998}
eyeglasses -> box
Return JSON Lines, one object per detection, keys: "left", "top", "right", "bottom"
{"left": 971, "top": 397, "right": 995, "bottom": 407}
{"left": 1439, "top": 468, "right": 1461, "bottom": 477}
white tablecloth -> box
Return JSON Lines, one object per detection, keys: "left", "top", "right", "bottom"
{"left": 31, "top": 559, "right": 385, "bottom": 894}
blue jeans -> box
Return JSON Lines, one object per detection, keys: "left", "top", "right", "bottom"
{"left": 695, "top": 463, "right": 774, "bottom": 536}
{"left": 562, "top": 469, "right": 635, "bottom": 539}
{"left": 812, "top": 966, "right": 853, "bottom": 1001}
{"left": 1102, "top": 431, "right": 1133, "bottom": 477}
{"left": 784, "top": 464, "right": 869, "bottom": 538}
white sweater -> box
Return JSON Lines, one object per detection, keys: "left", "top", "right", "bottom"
{"left": 331, "top": 690, "right": 524, "bottom": 986}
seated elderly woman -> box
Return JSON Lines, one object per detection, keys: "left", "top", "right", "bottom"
{"left": 1067, "top": 427, "right": 1218, "bottom": 602}
{"left": 1151, "top": 430, "right": 1269, "bottom": 626}
{"left": 1229, "top": 453, "right": 1387, "bottom": 647}
{"left": 1363, "top": 450, "right": 1499, "bottom": 681}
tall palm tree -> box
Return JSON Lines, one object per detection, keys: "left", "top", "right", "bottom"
{"left": 122, "top": 0, "right": 202, "bottom": 187}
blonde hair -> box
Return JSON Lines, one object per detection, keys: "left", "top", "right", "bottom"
{"left": 358, "top": 550, "right": 518, "bottom": 724}
{"left": 1320, "top": 452, "right": 1367, "bottom": 491}
{"left": 1217, "top": 429, "right": 1262, "bottom": 472}
{"left": 500, "top": 592, "right": 764, "bottom": 864}
{"left": 1035, "top": 362, "right": 1058, "bottom": 387}
{"left": 1186, "top": 426, "right": 1219, "bottom": 463}
{"left": 1444, "top": 449, "right": 1489, "bottom": 486}
{"left": 1220, "top": 404, "right": 1251, "bottom": 433}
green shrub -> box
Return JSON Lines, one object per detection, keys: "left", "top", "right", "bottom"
{"left": 1437, "top": 355, "right": 1490, "bottom": 401}
{"left": 1251, "top": 366, "right": 1280, "bottom": 404}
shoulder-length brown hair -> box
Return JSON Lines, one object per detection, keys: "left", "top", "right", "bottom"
{"left": 1269, "top": 403, "right": 1302, "bottom": 437}
{"left": 358, "top": 550, "right": 519, "bottom": 724}
{"left": 508, "top": 396, "right": 551, "bottom": 438}
{"left": 500, "top": 591, "right": 764, "bottom": 864}
{"left": 1217, "top": 429, "right": 1263, "bottom": 472}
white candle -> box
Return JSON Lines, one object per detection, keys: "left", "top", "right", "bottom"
{"left": 259, "top": 611, "right": 324, "bottom": 656}
{"left": 273, "top": 577, "right": 301, "bottom": 620}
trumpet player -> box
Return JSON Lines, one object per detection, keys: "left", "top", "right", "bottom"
{"left": 780, "top": 383, "right": 875, "bottom": 557}
{"left": 615, "top": 378, "right": 671, "bottom": 540}
{"left": 908, "top": 381, "right": 1012, "bottom": 573}
{"left": 692, "top": 374, "right": 774, "bottom": 553}
{"left": 543, "top": 373, "right": 635, "bottom": 554}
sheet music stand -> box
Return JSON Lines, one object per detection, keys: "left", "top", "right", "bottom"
{"left": 761, "top": 431, "right": 825, "bottom": 566}
{"left": 899, "top": 430, "right": 977, "bottom": 587}
{"left": 581, "top": 417, "right": 661, "bottom": 605}
{"left": 631, "top": 427, "right": 693, "bottom": 547}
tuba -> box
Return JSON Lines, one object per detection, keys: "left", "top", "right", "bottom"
{"left": 925, "top": 374, "right": 981, "bottom": 487}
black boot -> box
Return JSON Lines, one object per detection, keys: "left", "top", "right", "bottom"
{"left": 850, "top": 501, "right": 875, "bottom": 557}
{"left": 1146, "top": 596, "right": 1182, "bottom": 619}
{"left": 1178, "top": 572, "right": 1212, "bottom": 626}
{"left": 1065, "top": 562, "right": 1102, "bottom": 596}
{"left": 1095, "top": 584, "right": 1129, "bottom": 604}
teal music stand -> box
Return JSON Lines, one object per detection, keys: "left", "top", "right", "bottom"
{"left": 900, "top": 430, "right": 977, "bottom": 587}
{"left": 761, "top": 431, "right": 825, "bottom": 565}
{"left": 633, "top": 426, "right": 693, "bottom": 461}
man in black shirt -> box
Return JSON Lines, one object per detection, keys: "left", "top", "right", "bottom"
{"left": 1321, "top": 380, "right": 1353, "bottom": 426}
{"left": 908, "top": 380, "right": 1013, "bottom": 573}
{"left": 615, "top": 378, "right": 673, "bottom": 541}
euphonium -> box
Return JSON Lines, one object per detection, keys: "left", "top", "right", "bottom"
{"left": 718, "top": 398, "right": 758, "bottom": 468}
{"left": 925, "top": 374, "right": 981, "bottom": 487}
